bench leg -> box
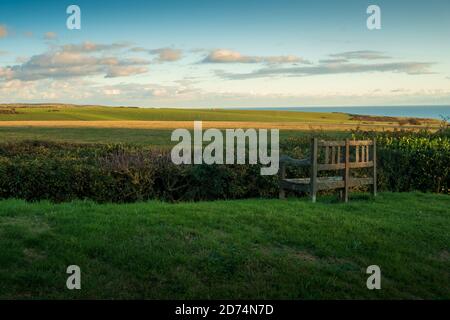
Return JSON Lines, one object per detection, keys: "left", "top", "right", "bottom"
{"left": 339, "top": 190, "right": 344, "bottom": 201}
{"left": 279, "top": 188, "right": 285, "bottom": 199}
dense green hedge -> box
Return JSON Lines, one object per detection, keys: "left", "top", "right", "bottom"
{"left": 355, "top": 130, "right": 450, "bottom": 194}
{"left": 0, "top": 129, "right": 448, "bottom": 202}
{"left": 0, "top": 141, "right": 278, "bottom": 202}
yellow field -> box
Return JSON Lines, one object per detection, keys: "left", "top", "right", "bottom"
{"left": 0, "top": 120, "right": 439, "bottom": 131}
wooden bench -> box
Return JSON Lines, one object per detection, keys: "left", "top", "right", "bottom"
{"left": 279, "top": 138, "right": 377, "bottom": 202}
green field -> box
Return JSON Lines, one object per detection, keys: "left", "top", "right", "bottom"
{"left": 0, "top": 127, "right": 175, "bottom": 146}
{"left": 0, "top": 127, "right": 350, "bottom": 146}
{"left": 0, "top": 104, "right": 355, "bottom": 122}
{"left": 0, "top": 192, "right": 448, "bottom": 299}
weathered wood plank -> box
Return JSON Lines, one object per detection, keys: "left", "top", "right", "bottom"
{"left": 310, "top": 138, "right": 318, "bottom": 203}
{"left": 337, "top": 147, "right": 341, "bottom": 164}
{"left": 281, "top": 177, "right": 373, "bottom": 192}
{"left": 318, "top": 163, "right": 346, "bottom": 171}
{"left": 318, "top": 141, "right": 345, "bottom": 147}
{"left": 344, "top": 139, "right": 349, "bottom": 202}
{"left": 356, "top": 145, "right": 360, "bottom": 162}
{"left": 373, "top": 139, "right": 377, "bottom": 196}
{"left": 331, "top": 146, "right": 336, "bottom": 164}
{"left": 361, "top": 146, "right": 365, "bottom": 162}
{"left": 349, "top": 140, "right": 373, "bottom": 146}
{"left": 319, "top": 177, "right": 373, "bottom": 190}
{"left": 319, "top": 161, "right": 374, "bottom": 170}
{"left": 279, "top": 155, "right": 310, "bottom": 166}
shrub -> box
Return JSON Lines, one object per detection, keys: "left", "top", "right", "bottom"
{"left": 352, "top": 129, "right": 450, "bottom": 193}
{"left": 0, "top": 130, "right": 448, "bottom": 203}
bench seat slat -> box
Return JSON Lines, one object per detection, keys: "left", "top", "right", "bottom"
{"left": 280, "top": 155, "right": 310, "bottom": 166}
{"left": 318, "top": 163, "right": 345, "bottom": 170}
{"left": 281, "top": 177, "right": 373, "bottom": 191}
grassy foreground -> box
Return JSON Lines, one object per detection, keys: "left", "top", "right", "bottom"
{"left": 0, "top": 192, "right": 448, "bottom": 299}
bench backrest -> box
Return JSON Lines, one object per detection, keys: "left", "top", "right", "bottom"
{"left": 313, "top": 138, "right": 376, "bottom": 171}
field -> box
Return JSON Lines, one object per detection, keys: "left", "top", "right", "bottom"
{"left": 0, "top": 105, "right": 442, "bottom": 132}
{"left": 0, "top": 104, "right": 395, "bottom": 122}
{"left": 0, "top": 127, "right": 353, "bottom": 146}
{"left": 0, "top": 192, "right": 448, "bottom": 299}
{"left": 0, "top": 104, "right": 448, "bottom": 300}
{"left": 0, "top": 104, "right": 443, "bottom": 146}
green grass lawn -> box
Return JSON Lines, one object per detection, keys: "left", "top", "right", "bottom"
{"left": 0, "top": 192, "right": 448, "bottom": 299}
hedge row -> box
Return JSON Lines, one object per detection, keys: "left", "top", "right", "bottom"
{"left": 0, "top": 142, "right": 278, "bottom": 202}
{"left": 0, "top": 129, "right": 448, "bottom": 203}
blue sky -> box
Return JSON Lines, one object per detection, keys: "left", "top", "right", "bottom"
{"left": 0, "top": 0, "right": 449, "bottom": 107}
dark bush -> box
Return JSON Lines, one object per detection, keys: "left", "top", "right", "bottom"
{"left": 0, "top": 129, "right": 448, "bottom": 203}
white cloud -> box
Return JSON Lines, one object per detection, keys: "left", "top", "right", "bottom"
{"left": 62, "top": 41, "right": 130, "bottom": 53}
{"left": 149, "top": 48, "right": 182, "bottom": 62}
{"left": 217, "top": 61, "right": 435, "bottom": 80}
{"left": 203, "top": 49, "right": 308, "bottom": 64}
{"left": 105, "top": 66, "right": 149, "bottom": 78}
{"left": 330, "top": 50, "right": 391, "bottom": 60}
{"left": 130, "top": 47, "right": 183, "bottom": 62}
{"left": 0, "top": 43, "right": 151, "bottom": 81}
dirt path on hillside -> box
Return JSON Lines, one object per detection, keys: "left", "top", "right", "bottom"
{"left": 0, "top": 120, "right": 437, "bottom": 131}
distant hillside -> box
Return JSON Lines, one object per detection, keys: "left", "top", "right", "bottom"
{"left": 0, "top": 104, "right": 441, "bottom": 127}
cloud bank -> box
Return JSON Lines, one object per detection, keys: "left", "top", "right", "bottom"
{"left": 0, "top": 42, "right": 150, "bottom": 81}
{"left": 218, "top": 62, "right": 435, "bottom": 80}
{"left": 217, "top": 50, "right": 435, "bottom": 80}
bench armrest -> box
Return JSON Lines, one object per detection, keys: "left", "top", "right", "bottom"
{"left": 280, "top": 155, "right": 310, "bottom": 167}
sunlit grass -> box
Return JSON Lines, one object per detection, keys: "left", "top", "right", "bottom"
{"left": 0, "top": 192, "right": 448, "bottom": 299}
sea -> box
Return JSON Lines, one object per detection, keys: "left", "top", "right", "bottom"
{"left": 231, "top": 106, "right": 450, "bottom": 120}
